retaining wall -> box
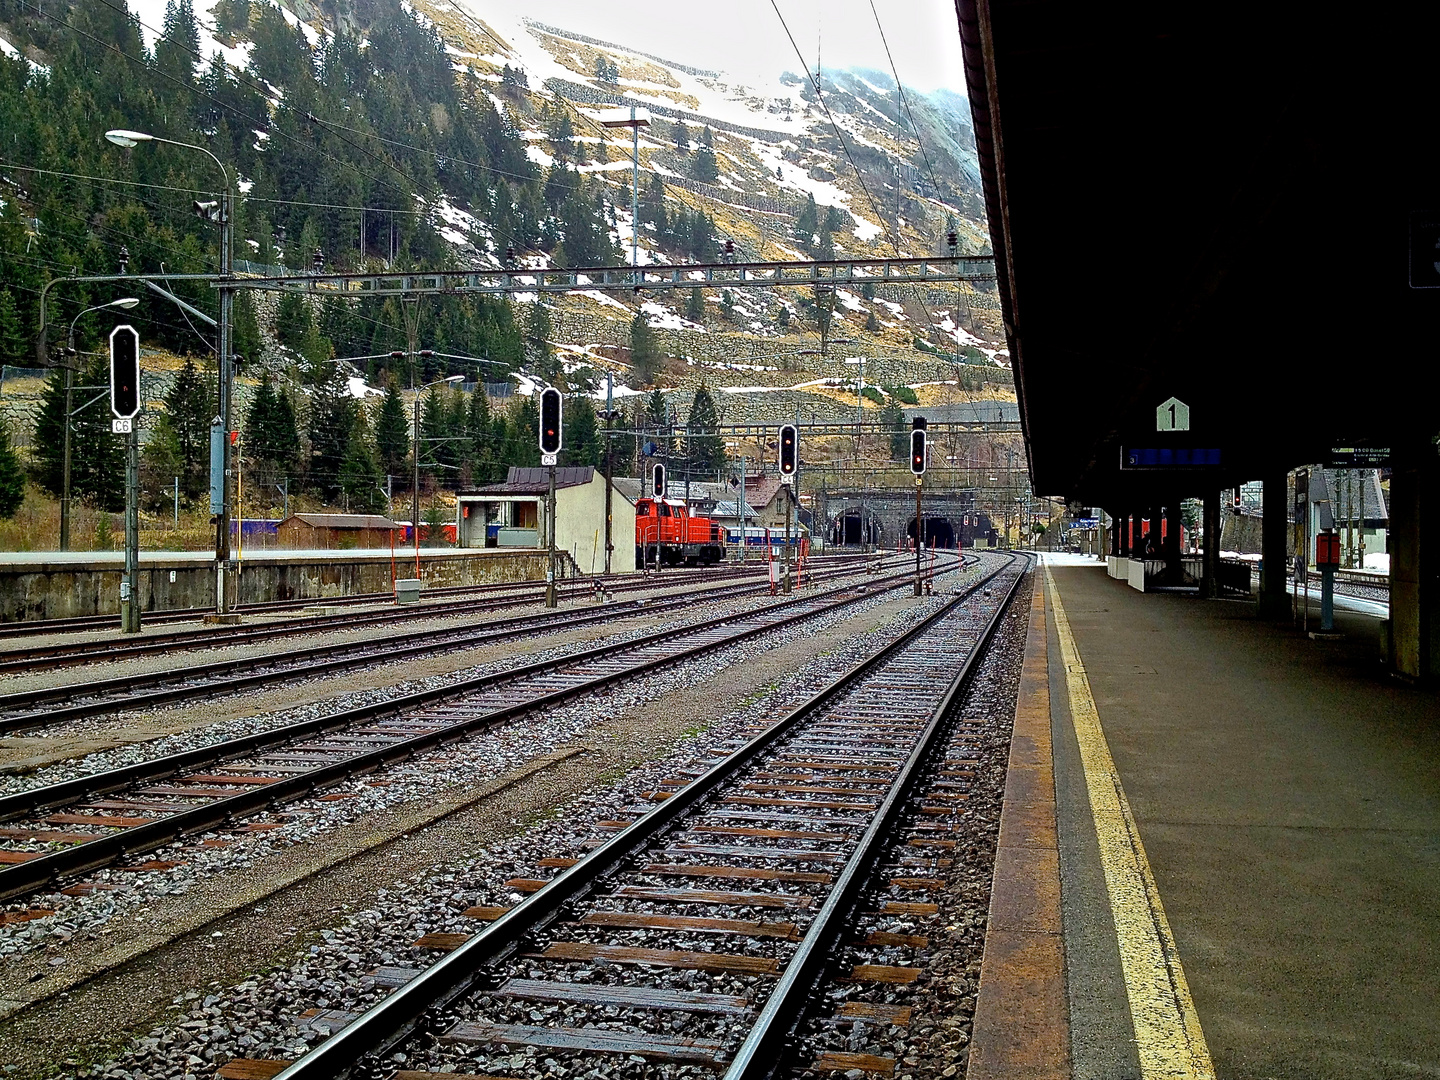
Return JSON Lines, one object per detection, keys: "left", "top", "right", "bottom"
{"left": 0, "top": 548, "right": 553, "bottom": 622}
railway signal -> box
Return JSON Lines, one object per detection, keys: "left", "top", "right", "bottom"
{"left": 109, "top": 325, "right": 142, "bottom": 633}
{"left": 539, "top": 387, "right": 563, "bottom": 459}
{"left": 652, "top": 462, "right": 667, "bottom": 499}
{"left": 778, "top": 423, "right": 797, "bottom": 479}
{"left": 910, "top": 417, "right": 927, "bottom": 475}
{"left": 911, "top": 417, "right": 927, "bottom": 596}
{"left": 109, "top": 324, "right": 140, "bottom": 424}
{"left": 538, "top": 387, "right": 564, "bottom": 609}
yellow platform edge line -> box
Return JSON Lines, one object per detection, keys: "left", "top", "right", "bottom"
{"left": 1045, "top": 565, "right": 1215, "bottom": 1080}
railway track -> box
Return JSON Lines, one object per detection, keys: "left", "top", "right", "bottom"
{"left": 206, "top": 552, "right": 1030, "bottom": 1080}
{"left": 0, "top": 556, "right": 971, "bottom": 903}
{"left": 0, "top": 557, "right": 918, "bottom": 733}
{"left": 0, "top": 556, "right": 872, "bottom": 668}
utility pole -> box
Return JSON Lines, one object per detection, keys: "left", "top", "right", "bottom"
{"left": 546, "top": 464, "right": 558, "bottom": 606}
{"left": 217, "top": 182, "right": 234, "bottom": 614}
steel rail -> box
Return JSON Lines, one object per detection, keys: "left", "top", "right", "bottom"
{"left": 0, "top": 556, "right": 882, "bottom": 676}
{"left": 0, "top": 558, "right": 908, "bottom": 731}
{"left": 0, "top": 555, "right": 874, "bottom": 646}
{"left": 724, "top": 552, "right": 1031, "bottom": 1079}
{"left": 0, "top": 560, "right": 961, "bottom": 902}
{"left": 267, "top": 554, "right": 1019, "bottom": 1080}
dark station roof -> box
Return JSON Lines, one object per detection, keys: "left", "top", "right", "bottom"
{"left": 461, "top": 466, "right": 596, "bottom": 496}
{"left": 957, "top": 3, "right": 1440, "bottom": 504}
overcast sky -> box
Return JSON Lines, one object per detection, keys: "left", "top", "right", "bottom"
{"left": 510, "top": 1, "right": 966, "bottom": 96}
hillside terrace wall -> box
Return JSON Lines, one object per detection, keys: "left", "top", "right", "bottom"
{"left": 0, "top": 548, "right": 551, "bottom": 622}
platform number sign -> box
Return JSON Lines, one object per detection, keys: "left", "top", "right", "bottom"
{"left": 538, "top": 387, "right": 562, "bottom": 463}
{"left": 109, "top": 324, "right": 140, "bottom": 422}
{"left": 1156, "top": 396, "right": 1190, "bottom": 432}
{"left": 910, "top": 417, "right": 927, "bottom": 476}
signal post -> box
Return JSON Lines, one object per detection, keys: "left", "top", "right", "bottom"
{"left": 911, "top": 418, "right": 927, "bottom": 596}
{"left": 778, "top": 424, "right": 797, "bottom": 594}
{"left": 651, "top": 462, "right": 667, "bottom": 573}
{"left": 110, "top": 325, "right": 142, "bottom": 633}
{"left": 539, "top": 388, "right": 563, "bottom": 608}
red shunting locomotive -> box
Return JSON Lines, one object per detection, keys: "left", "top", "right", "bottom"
{"left": 634, "top": 497, "right": 725, "bottom": 567}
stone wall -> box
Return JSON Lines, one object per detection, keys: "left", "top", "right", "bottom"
{"left": 0, "top": 548, "right": 554, "bottom": 622}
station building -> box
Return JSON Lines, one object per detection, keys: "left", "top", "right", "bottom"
{"left": 456, "top": 467, "right": 637, "bottom": 574}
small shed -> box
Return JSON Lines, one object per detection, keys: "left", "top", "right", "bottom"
{"left": 276, "top": 513, "right": 402, "bottom": 549}
{"left": 457, "top": 467, "right": 637, "bottom": 573}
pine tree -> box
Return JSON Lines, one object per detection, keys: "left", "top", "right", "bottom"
{"left": 156, "top": 0, "right": 201, "bottom": 88}
{"left": 463, "top": 388, "right": 494, "bottom": 482}
{"left": 794, "top": 194, "right": 819, "bottom": 243}
{"left": 691, "top": 145, "right": 719, "bottom": 183}
{"left": 720, "top": 291, "right": 735, "bottom": 321}
{"left": 32, "top": 359, "right": 127, "bottom": 511}
{"left": 163, "top": 358, "right": 216, "bottom": 500}
{"left": 374, "top": 381, "right": 410, "bottom": 480}
{"left": 243, "top": 379, "right": 300, "bottom": 483}
{"left": 685, "top": 288, "right": 704, "bottom": 325}
{"left": 865, "top": 310, "right": 880, "bottom": 332}
{"left": 233, "top": 290, "right": 262, "bottom": 364}
{"left": 525, "top": 303, "right": 555, "bottom": 378}
{"left": 562, "top": 394, "right": 601, "bottom": 467}
{"left": 0, "top": 421, "right": 25, "bottom": 520}
{"left": 686, "top": 384, "right": 724, "bottom": 475}
{"left": 643, "top": 388, "right": 674, "bottom": 456}
{"left": 0, "top": 289, "right": 26, "bottom": 367}
{"left": 879, "top": 400, "right": 908, "bottom": 460}
{"left": 815, "top": 215, "right": 835, "bottom": 260}
{"left": 306, "top": 370, "right": 355, "bottom": 500}
{"left": 630, "top": 314, "right": 660, "bottom": 384}
{"left": 339, "top": 408, "right": 386, "bottom": 513}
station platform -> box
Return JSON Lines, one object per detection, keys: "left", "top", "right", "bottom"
{"left": 969, "top": 555, "right": 1440, "bottom": 1080}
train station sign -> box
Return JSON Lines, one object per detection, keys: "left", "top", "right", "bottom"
{"left": 1120, "top": 446, "right": 1221, "bottom": 469}
{"left": 1326, "top": 446, "right": 1390, "bottom": 467}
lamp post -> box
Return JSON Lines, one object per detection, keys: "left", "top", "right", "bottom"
{"left": 600, "top": 108, "right": 652, "bottom": 275}
{"left": 59, "top": 297, "right": 139, "bottom": 551}
{"left": 106, "top": 128, "right": 235, "bottom": 614}
{"left": 412, "top": 374, "right": 464, "bottom": 576}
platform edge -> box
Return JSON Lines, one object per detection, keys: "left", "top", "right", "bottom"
{"left": 966, "top": 573, "right": 1070, "bottom": 1080}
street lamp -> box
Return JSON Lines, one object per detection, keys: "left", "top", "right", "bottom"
{"left": 412, "top": 374, "right": 464, "bottom": 576}
{"left": 59, "top": 297, "right": 139, "bottom": 551}
{"left": 106, "top": 128, "right": 235, "bottom": 615}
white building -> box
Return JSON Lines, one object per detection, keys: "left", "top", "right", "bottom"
{"left": 456, "top": 467, "right": 638, "bottom": 575}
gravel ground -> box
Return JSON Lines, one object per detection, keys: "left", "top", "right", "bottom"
{"left": 0, "top": 564, "right": 980, "bottom": 972}
{"left": 0, "top": 568, "right": 882, "bottom": 776}
{"left": 24, "top": 560, "right": 1000, "bottom": 1080}
{"left": 797, "top": 566, "right": 1034, "bottom": 1080}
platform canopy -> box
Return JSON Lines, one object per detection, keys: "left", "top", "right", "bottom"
{"left": 957, "top": 2, "right": 1440, "bottom": 504}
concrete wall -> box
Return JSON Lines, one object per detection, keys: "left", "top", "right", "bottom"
{"left": 0, "top": 548, "right": 552, "bottom": 622}
{"left": 557, "top": 479, "right": 637, "bottom": 575}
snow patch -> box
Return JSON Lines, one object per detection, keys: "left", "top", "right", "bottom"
{"left": 640, "top": 301, "right": 703, "bottom": 332}
{"left": 347, "top": 376, "right": 383, "bottom": 399}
